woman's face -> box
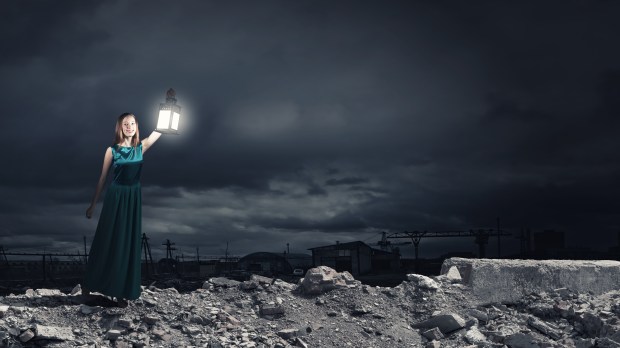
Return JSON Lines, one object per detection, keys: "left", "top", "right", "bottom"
{"left": 121, "top": 116, "right": 137, "bottom": 138}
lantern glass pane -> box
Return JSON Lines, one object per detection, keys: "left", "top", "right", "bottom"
{"left": 157, "top": 109, "right": 171, "bottom": 130}
{"left": 172, "top": 112, "right": 180, "bottom": 130}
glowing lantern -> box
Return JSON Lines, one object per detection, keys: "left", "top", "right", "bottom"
{"left": 156, "top": 88, "right": 181, "bottom": 134}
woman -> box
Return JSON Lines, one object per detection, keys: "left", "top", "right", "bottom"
{"left": 82, "top": 113, "right": 161, "bottom": 307}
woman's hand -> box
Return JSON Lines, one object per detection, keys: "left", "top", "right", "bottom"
{"left": 86, "top": 205, "right": 95, "bottom": 219}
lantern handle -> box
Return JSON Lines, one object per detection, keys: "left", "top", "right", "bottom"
{"left": 166, "top": 88, "right": 177, "bottom": 104}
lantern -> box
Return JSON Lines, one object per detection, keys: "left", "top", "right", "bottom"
{"left": 156, "top": 88, "right": 181, "bottom": 134}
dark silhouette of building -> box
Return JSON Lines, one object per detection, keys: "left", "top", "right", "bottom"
{"left": 308, "top": 241, "right": 400, "bottom": 276}
{"left": 237, "top": 252, "right": 312, "bottom": 276}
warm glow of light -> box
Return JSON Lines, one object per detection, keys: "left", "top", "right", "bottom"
{"left": 158, "top": 109, "right": 171, "bottom": 129}
{"left": 172, "top": 112, "right": 180, "bottom": 130}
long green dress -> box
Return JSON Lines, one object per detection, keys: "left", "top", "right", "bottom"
{"left": 83, "top": 143, "right": 143, "bottom": 300}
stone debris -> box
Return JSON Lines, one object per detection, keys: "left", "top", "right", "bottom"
{"left": 413, "top": 313, "right": 466, "bottom": 334}
{"left": 0, "top": 262, "right": 620, "bottom": 348}
{"left": 406, "top": 274, "right": 440, "bottom": 290}
{"left": 297, "top": 265, "right": 360, "bottom": 294}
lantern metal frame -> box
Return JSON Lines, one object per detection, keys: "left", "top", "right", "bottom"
{"left": 156, "top": 88, "right": 181, "bottom": 135}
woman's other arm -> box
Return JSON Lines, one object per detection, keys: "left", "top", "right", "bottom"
{"left": 86, "top": 147, "right": 113, "bottom": 219}
{"left": 142, "top": 130, "right": 162, "bottom": 154}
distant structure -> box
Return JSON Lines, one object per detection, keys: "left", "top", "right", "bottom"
{"left": 237, "top": 252, "right": 312, "bottom": 276}
{"left": 308, "top": 241, "right": 399, "bottom": 276}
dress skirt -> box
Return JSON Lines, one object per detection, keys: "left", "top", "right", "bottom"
{"left": 83, "top": 182, "right": 142, "bottom": 300}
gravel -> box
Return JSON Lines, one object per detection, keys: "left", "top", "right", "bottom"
{"left": 0, "top": 266, "right": 619, "bottom": 347}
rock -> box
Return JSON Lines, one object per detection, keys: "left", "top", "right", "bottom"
{"left": 413, "top": 313, "right": 466, "bottom": 334}
{"left": 250, "top": 274, "right": 274, "bottom": 285}
{"left": 421, "top": 327, "right": 444, "bottom": 340}
{"left": 426, "top": 341, "right": 441, "bottom": 348}
{"left": 277, "top": 328, "right": 298, "bottom": 340}
{"left": 298, "top": 266, "right": 356, "bottom": 294}
{"left": 0, "top": 305, "right": 9, "bottom": 317}
{"left": 406, "top": 274, "right": 440, "bottom": 290}
{"left": 273, "top": 279, "right": 295, "bottom": 290}
{"left": 504, "top": 332, "right": 542, "bottom": 348}
{"left": 35, "top": 289, "right": 63, "bottom": 296}
{"left": 527, "top": 316, "right": 562, "bottom": 340}
{"left": 259, "top": 304, "right": 284, "bottom": 316}
{"left": 117, "top": 318, "right": 132, "bottom": 328}
{"left": 351, "top": 304, "right": 371, "bottom": 316}
{"left": 106, "top": 329, "right": 122, "bottom": 340}
{"left": 296, "top": 337, "right": 309, "bottom": 348}
{"left": 240, "top": 280, "right": 259, "bottom": 290}
{"left": 71, "top": 284, "right": 82, "bottom": 295}
{"left": 35, "top": 324, "right": 74, "bottom": 341}
{"left": 597, "top": 337, "right": 620, "bottom": 348}
{"left": 143, "top": 314, "right": 159, "bottom": 325}
{"left": 445, "top": 266, "right": 462, "bottom": 282}
{"left": 209, "top": 277, "right": 241, "bottom": 288}
{"left": 466, "top": 308, "right": 489, "bottom": 323}
{"left": 19, "top": 329, "right": 35, "bottom": 342}
{"left": 182, "top": 325, "right": 202, "bottom": 335}
{"left": 8, "top": 327, "right": 20, "bottom": 336}
{"left": 573, "top": 337, "right": 596, "bottom": 348}
{"left": 464, "top": 326, "right": 487, "bottom": 345}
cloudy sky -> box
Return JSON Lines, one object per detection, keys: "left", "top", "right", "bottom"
{"left": 1, "top": 1, "right": 620, "bottom": 261}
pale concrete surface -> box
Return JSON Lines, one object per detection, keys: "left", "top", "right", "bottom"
{"left": 440, "top": 258, "right": 620, "bottom": 305}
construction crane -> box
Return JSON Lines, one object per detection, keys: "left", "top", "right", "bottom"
{"left": 370, "top": 232, "right": 411, "bottom": 253}
{"left": 387, "top": 228, "right": 512, "bottom": 271}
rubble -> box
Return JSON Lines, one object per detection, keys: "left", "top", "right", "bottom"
{"left": 0, "top": 259, "right": 619, "bottom": 347}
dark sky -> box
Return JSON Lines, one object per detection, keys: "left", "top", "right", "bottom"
{"left": 1, "top": 1, "right": 620, "bottom": 261}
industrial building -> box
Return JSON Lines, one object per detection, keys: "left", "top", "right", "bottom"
{"left": 308, "top": 241, "right": 400, "bottom": 276}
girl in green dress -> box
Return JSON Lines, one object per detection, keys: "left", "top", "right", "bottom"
{"left": 82, "top": 113, "right": 162, "bottom": 307}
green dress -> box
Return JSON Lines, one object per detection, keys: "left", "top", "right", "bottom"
{"left": 83, "top": 143, "right": 143, "bottom": 300}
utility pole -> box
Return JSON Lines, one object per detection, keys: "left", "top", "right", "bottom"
{"left": 497, "top": 217, "right": 501, "bottom": 258}
{"left": 163, "top": 239, "right": 176, "bottom": 259}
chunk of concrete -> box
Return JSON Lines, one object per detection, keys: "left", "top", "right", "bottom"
{"left": 441, "top": 258, "right": 620, "bottom": 305}
{"left": 413, "top": 313, "right": 466, "bottom": 334}
{"left": 421, "top": 327, "right": 444, "bottom": 340}
{"left": 407, "top": 274, "right": 439, "bottom": 290}
{"left": 35, "top": 324, "right": 74, "bottom": 341}
{"left": 298, "top": 266, "right": 356, "bottom": 294}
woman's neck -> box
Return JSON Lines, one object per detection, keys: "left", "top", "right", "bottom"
{"left": 119, "top": 137, "right": 133, "bottom": 147}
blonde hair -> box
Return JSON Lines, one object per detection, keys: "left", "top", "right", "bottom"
{"left": 114, "top": 113, "right": 140, "bottom": 147}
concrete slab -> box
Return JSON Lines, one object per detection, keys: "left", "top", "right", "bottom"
{"left": 440, "top": 258, "right": 620, "bottom": 305}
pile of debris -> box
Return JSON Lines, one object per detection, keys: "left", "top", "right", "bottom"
{"left": 1, "top": 262, "right": 620, "bottom": 347}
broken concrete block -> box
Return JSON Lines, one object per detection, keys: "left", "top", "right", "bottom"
{"left": 35, "top": 289, "right": 63, "bottom": 297}
{"left": 250, "top": 274, "right": 273, "bottom": 285}
{"left": 407, "top": 274, "right": 439, "bottom": 290}
{"left": 259, "top": 304, "right": 284, "bottom": 316}
{"left": 464, "top": 326, "right": 487, "bottom": 345}
{"left": 527, "top": 316, "right": 562, "bottom": 340}
{"left": 0, "top": 305, "right": 9, "bottom": 317}
{"left": 413, "top": 313, "right": 466, "bottom": 334}
{"left": 421, "top": 327, "right": 444, "bottom": 340}
{"left": 277, "top": 328, "right": 298, "bottom": 340}
{"left": 441, "top": 258, "right": 620, "bottom": 305}
{"left": 106, "top": 329, "right": 121, "bottom": 340}
{"left": 445, "top": 266, "right": 462, "bottom": 282}
{"left": 504, "top": 332, "right": 542, "bottom": 348}
{"left": 298, "top": 266, "right": 354, "bottom": 294}
{"left": 35, "top": 324, "right": 74, "bottom": 341}
{"left": 19, "top": 329, "right": 35, "bottom": 343}
{"left": 209, "top": 277, "right": 241, "bottom": 288}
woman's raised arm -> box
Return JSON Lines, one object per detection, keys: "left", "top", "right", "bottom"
{"left": 141, "top": 130, "right": 162, "bottom": 154}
